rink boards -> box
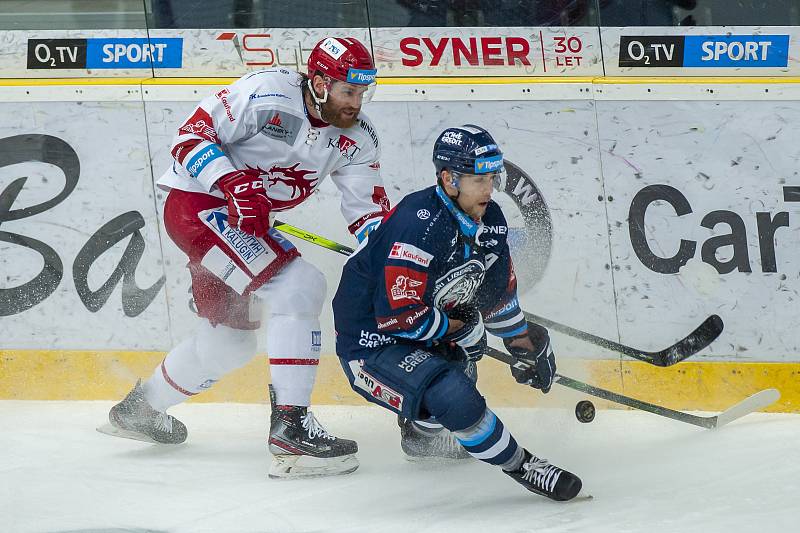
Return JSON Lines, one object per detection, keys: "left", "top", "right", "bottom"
{"left": 1, "top": 77, "right": 799, "bottom": 411}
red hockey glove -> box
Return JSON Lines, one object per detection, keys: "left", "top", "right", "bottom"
{"left": 216, "top": 169, "right": 272, "bottom": 238}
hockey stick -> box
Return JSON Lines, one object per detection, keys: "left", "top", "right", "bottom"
{"left": 273, "top": 219, "right": 355, "bottom": 256}
{"left": 523, "top": 311, "right": 724, "bottom": 368}
{"left": 273, "top": 219, "right": 722, "bottom": 366}
{"left": 485, "top": 346, "right": 779, "bottom": 429}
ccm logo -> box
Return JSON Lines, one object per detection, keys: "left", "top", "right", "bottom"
{"left": 232, "top": 180, "right": 263, "bottom": 194}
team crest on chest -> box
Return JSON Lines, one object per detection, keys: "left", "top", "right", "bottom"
{"left": 250, "top": 162, "right": 318, "bottom": 210}
{"left": 433, "top": 260, "right": 485, "bottom": 311}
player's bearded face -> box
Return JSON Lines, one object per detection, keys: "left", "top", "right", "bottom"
{"left": 320, "top": 80, "right": 367, "bottom": 128}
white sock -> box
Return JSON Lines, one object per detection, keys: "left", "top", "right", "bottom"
{"left": 267, "top": 314, "right": 320, "bottom": 407}
{"left": 142, "top": 321, "right": 257, "bottom": 412}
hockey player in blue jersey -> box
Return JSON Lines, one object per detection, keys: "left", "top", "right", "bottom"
{"left": 332, "top": 125, "right": 582, "bottom": 501}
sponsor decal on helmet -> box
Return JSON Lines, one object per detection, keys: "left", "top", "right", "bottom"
{"left": 474, "top": 153, "right": 504, "bottom": 174}
{"left": 347, "top": 67, "right": 377, "bottom": 84}
{"left": 474, "top": 144, "right": 497, "bottom": 156}
{"left": 441, "top": 131, "right": 463, "bottom": 145}
{"left": 320, "top": 37, "right": 347, "bottom": 59}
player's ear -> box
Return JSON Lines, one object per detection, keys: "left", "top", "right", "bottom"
{"left": 311, "top": 73, "right": 327, "bottom": 96}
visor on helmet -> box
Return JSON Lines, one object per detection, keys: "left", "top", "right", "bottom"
{"left": 451, "top": 168, "right": 507, "bottom": 192}
{"left": 325, "top": 76, "right": 377, "bottom": 105}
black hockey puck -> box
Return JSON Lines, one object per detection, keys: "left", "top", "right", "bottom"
{"left": 575, "top": 400, "right": 595, "bottom": 423}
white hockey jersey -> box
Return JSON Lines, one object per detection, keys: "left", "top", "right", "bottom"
{"left": 157, "top": 68, "right": 389, "bottom": 238}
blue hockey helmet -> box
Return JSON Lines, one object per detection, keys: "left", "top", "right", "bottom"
{"left": 432, "top": 124, "right": 505, "bottom": 189}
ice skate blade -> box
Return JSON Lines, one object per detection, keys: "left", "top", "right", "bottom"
{"left": 403, "top": 454, "right": 472, "bottom": 464}
{"left": 268, "top": 453, "right": 359, "bottom": 479}
{"left": 96, "top": 423, "right": 178, "bottom": 445}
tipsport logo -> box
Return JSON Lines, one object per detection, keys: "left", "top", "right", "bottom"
{"left": 347, "top": 68, "right": 377, "bottom": 85}
{"left": 475, "top": 154, "right": 503, "bottom": 174}
{"left": 187, "top": 145, "right": 224, "bottom": 177}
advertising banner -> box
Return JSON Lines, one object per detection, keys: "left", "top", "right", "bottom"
{"left": 3, "top": 26, "right": 800, "bottom": 79}
{"left": 597, "top": 99, "right": 800, "bottom": 360}
{"left": 0, "top": 30, "right": 183, "bottom": 78}
{"left": 147, "top": 28, "right": 370, "bottom": 78}
{"left": 150, "top": 27, "right": 603, "bottom": 78}
{"left": 0, "top": 27, "right": 601, "bottom": 79}
{"left": 603, "top": 26, "right": 800, "bottom": 76}
{"left": 371, "top": 26, "right": 603, "bottom": 77}
{"left": 0, "top": 101, "right": 170, "bottom": 350}
{"left": 4, "top": 85, "right": 800, "bottom": 362}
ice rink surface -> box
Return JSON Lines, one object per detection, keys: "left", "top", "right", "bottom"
{"left": 2, "top": 401, "right": 798, "bottom": 533}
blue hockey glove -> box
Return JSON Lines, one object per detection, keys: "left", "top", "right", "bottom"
{"left": 503, "top": 323, "right": 556, "bottom": 393}
{"left": 440, "top": 305, "right": 487, "bottom": 362}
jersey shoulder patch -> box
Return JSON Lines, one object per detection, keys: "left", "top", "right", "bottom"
{"left": 384, "top": 188, "right": 448, "bottom": 251}
{"left": 237, "top": 70, "right": 299, "bottom": 108}
{"left": 355, "top": 114, "right": 380, "bottom": 149}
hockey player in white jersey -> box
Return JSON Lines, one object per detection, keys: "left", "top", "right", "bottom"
{"left": 101, "top": 37, "right": 390, "bottom": 479}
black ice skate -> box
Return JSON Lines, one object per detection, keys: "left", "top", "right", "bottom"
{"left": 98, "top": 379, "right": 187, "bottom": 444}
{"left": 267, "top": 385, "right": 358, "bottom": 479}
{"left": 399, "top": 417, "right": 471, "bottom": 461}
{"left": 505, "top": 449, "right": 582, "bottom": 501}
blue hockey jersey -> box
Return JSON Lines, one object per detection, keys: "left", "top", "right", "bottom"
{"left": 333, "top": 185, "right": 527, "bottom": 361}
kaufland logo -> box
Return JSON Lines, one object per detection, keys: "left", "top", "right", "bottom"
{"left": 389, "top": 242, "right": 433, "bottom": 267}
{"left": 347, "top": 68, "right": 377, "bottom": 84}
{"left": 475, "top": 154, "right": 503, "bottom": 174}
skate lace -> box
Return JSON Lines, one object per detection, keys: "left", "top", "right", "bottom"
{"left": 301, "top": 411, "right": 335, "bottom": 440}
{"left": 154, "top": 412, "right": 174, "bottom": 433}
{"left": 521, "top": 457, "right": 562, "bottom": 493}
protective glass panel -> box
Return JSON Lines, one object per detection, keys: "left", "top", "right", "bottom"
{"left": 598, "top": 0, "right": 800, "bottom": 27}
{"left": 0, "top": 0, "right": 148, "bottom": 30}
{"left": 367, "top": 0, "right": 601, "bottom": 27}
{"left": 147, "top": 0, "right": 369, "bottom": 29}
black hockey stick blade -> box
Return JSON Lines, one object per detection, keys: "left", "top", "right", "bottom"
{"left": 485, "top": 346, "right": 779, "bottom": 429}
{"left": 523, "top": 312, "right": 724, "bottom": 367}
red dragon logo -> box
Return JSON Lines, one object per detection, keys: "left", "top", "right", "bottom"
{"left": 250, "top": 163, "right": 318, "bottom": 210}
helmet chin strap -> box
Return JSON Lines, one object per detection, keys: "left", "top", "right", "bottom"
{"left": 307, "top": 78, "right": 328, "bottom": 114}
